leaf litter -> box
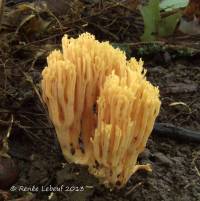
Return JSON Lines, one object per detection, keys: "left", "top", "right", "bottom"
{"left": 0, "top": 0, "right": 199, "bottom": 201}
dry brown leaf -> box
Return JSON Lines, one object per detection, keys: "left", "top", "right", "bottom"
{"left": 179, "top": 0, "right": 200, "bottom": 35}
{"left": 183, "top": 0, "right": 200, "bottom": 20}
{"left": 179, "top": 16, "right": 200, "bottom": 35}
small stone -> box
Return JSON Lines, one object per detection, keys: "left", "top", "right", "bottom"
{"left": 164, "top": 51, "right": 171, "bottom": 63}
{"left": 153, "top": 152, "right": 173, "bottom": 166}
{"left": 56, "top": 166, "right": 74, "bottom": 185}
{"left": 0, "top": 157, "right": 18, "bottom": 189}
{"left": 139, "top": 148, "right": 151, "bottom": 159}
{"left": 171, "top": 156, "right": 184, "bottom": 165}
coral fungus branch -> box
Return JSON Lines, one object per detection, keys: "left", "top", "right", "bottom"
{"left": 41, "top": 33, "right": 161, "bottom": 188}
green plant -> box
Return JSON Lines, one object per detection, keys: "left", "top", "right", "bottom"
{"left": 140, "top": 0, "right": 182, "bottom": 42}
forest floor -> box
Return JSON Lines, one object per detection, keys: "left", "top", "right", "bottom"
{"left": 0, "top": 1, "right": 200, "bottom": 201}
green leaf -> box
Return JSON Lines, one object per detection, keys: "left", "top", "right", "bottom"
{"left": 160, "top": 0, "right": 188, "bottom": 11}
{"left": 140, "top": 0, "right": 161, "bottom": 42}
{"left": 159, "top": 12, "right": 182, "bottom": 37}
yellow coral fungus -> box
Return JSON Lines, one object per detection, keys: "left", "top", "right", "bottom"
{"left": 41, "top": 33, "right": 161, "bottom": 188}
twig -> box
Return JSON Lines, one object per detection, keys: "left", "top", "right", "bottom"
{"left": 153, "top": 123, "right": 200, "bottom": 143}
{"left": 16, "top": 123, "right": 53, "bottom": 148}
{"left": 20, "top": 70, "right": 56, "bottom": 130}
{"left": 0, "top": 87, "right": 20, "bottom": 102}
{"left": 194, "top": 166, "right": 200, "bottom": 177}
{"left": 0, "top": 0, "right": 4, "bottom": 28}
{"left": 6, "top": 114, "right": 14, "bottom": 139}
{"left": 21, "top": 71, "right": 45, "bottom": 110}
{"left": 114, "top": 41, "right": 200, "bottom": 53}
{"left": 125, "top": 182, "right": 143, "bottom": 196}
{"left": 18, "top": 69, "right": 60, "bottom": 150}
{"left": 192, "top": 151, "right": 200, "bottom": 177}
{"left": 0, "top": 118, "right": 53, "bottom": 130}
{"left": 86, "top": 21, "right": 119, "bottom": 41}
{"left": 0, "top": 114, "right": 14, "bottom": 157}
{"left": 45, "top": 7, "right": 64, "bottom": 33}
{"left": 62, "top": 2, "right": 121, "bottom": 29}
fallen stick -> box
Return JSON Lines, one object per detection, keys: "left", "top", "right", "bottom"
{"left": 153, "top": 123, "right": 200, "bottom": 143}
{"left": 0, "top": 0, "right": 4, "bottom": 28}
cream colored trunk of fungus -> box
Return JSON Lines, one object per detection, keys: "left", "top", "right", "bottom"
{"left": 41, "top": 33, "right": 161, "bottom": 188}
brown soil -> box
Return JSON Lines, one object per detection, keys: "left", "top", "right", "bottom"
{"left": 0, "top": 1, "right": 200, "bottom": 201}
